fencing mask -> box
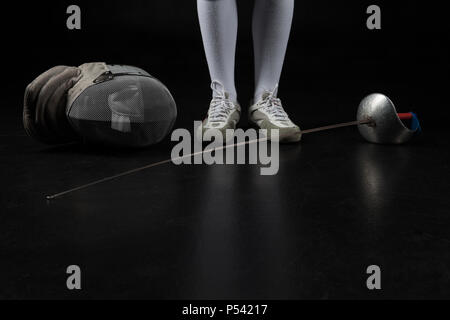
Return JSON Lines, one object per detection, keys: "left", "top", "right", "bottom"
{"left": 24, "top": 62, "right": 177, "bottom": 147}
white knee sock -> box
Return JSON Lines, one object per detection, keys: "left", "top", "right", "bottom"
{"left": 197, "top": 0, "right": 238, "bottom": 102}
{"left": 253, "top": 0, "right": 294, "bottom": 102}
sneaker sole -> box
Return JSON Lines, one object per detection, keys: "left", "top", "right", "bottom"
{"left": 250, "top": 119, "right": 302, "bottom": 143}
{"left": 196, "top": 119, "right": 239, "bottom": 143}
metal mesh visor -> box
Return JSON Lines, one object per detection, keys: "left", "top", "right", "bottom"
{"left": 68, "top": 75, "right": 176, "bottom": 147}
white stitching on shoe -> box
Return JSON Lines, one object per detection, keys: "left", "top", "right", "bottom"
{"left": 258, "top": 85, "right": 289, "bottom": 122}
{"left": 207, "top": 81, "right": 236, "bottom": 124}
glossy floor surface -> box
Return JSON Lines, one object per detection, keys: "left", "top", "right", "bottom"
{"left": 1, "top": 100, "right": 449, "bottom": 300}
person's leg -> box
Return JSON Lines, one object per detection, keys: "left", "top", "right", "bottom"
{"left": 249, "top": 0, "right": 300, "bottom": 142}
{"left": 197, "top": 0, "right": 238, "bottom": 102}
{"left": 252, "top": 0, "right": 294, "bottom": 101}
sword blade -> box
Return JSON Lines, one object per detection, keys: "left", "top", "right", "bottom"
{"left": 302, "top": 119, "right": 373, "bottom": 134}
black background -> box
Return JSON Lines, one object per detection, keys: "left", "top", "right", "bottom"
{"left": 2, "top": 0, "right": 449, "bottom": 130}
{"left": 1, "top": 0, "right": 450, "bottom": 301}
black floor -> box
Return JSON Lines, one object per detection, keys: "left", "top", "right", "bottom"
{"left": 1, "top": 98, "right": 450, "bottom": 300}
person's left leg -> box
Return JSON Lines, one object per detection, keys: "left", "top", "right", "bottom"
{"left": 252, "top": 0, "right": 294, "bottom": 101}
{"left": 250, "top": 0, "right": 301, "bottom": 142}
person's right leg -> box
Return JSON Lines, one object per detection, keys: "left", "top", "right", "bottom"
{"left": 197, "top": 0, "right": 238, "bottom": 102}
{"left": 197, "top": 0, "right": 241, "bottom": 139}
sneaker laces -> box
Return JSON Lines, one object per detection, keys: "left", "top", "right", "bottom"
{"left": 208, "top": 81, "right": 235, "bottom": 123}
{"left": 258, "top": 85, "right": 289, "bottom": 121}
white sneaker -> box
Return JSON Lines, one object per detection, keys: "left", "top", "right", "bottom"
{"left": 249, "top": 85, "right": 301, "bottom": 143}
{"left": 197, "top": 81, "right": 241, "bottom": 141}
